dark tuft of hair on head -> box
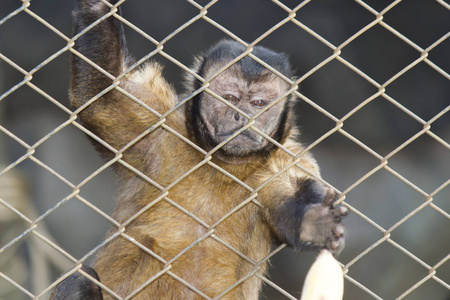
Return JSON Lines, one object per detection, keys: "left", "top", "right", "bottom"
{"left": 203, "top": 40, "right": 294, "bottom": 81}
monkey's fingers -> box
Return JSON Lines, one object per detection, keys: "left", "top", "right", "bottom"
{"left": 332, "top": 206, "right": 349, "bottom": 221}
{"left": 322, "top": 188, "right": 336, "bottom": 207}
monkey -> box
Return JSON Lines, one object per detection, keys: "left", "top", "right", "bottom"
{"left": 50, "top": 0, "right": 348, "bottom": 299}
{"left": 50, "top": 266, "right": 103, "bottom": 299}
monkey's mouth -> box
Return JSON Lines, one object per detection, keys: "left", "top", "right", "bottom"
{"left": 217, "top": 130, "right": 265, "bottom": 148}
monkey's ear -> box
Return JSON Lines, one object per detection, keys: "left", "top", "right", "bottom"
{"left": 288, "top": 76, "right": 300, "bottom": 103}
{"left": 184, "top": 55, "right": 206, "bottom": 93}
{"left": 191, "top": 55, "right": 205, "bottom": 74}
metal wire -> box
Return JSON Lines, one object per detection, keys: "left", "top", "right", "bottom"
{"left": 0, "top": 0, "right": 448, "bottom": 299}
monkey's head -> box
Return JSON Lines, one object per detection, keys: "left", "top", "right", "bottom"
{"left": 185, "top": 40, "right": 296, "bottom": 164}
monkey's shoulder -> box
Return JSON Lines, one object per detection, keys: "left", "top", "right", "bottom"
{"left": 123, "top": 62, "right": 179, "bottom": 115}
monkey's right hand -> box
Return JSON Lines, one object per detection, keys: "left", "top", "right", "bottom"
{"left": 74, "top": 0, "right": 119, "bottom": 17}
{"left": 49, "top": 266, "right": 103, "bottom": 300}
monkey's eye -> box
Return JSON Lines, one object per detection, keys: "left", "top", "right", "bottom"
{"left": 224, "top": 94, "right": 239, "bottom": 102}
{"left": 251, "top": 100, "right": 267, "bottom": 107}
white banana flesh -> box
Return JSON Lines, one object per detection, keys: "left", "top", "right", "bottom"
{"left": 300, "top": 250, "right": 344, "bottom": 300}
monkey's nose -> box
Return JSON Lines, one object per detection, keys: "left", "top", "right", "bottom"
{"left": 230, "top": 110, "right": 249, "bottom": 126}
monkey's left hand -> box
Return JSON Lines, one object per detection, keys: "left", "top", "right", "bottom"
{"left": 298, "top": 187, "right": 348, "bottom": 256}
{"left": 267, "top": 179, "right": 348, "bottom": 256}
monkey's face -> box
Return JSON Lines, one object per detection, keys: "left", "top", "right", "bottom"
{"left": 198, "top": 67, "right": 291, "bottom": 157}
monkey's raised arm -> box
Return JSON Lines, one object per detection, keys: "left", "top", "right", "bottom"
{"left": 255, "top": 143, "right": 347, "bottom": 255}
{"left": 71, "top": 0, "right": 178, "bottom": 161}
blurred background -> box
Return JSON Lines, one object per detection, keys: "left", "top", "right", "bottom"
{"left": 0, "top": 0, "right": 449, "bottom": 299}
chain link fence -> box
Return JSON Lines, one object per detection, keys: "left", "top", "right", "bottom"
{"left": 0, "top": 0, "right": 449, "bottom": 299}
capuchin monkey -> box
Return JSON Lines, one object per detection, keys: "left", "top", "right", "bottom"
{"left": 50, "top": 0, "right": 348, "bottom": 299}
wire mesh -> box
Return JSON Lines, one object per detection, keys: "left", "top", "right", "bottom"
{"left": 0, "top": 0, "right": 448, "bottom": 299}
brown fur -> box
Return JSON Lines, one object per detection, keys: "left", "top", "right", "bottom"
{"left": 72, "top": 62, "right": 321, "bottom": 299}
{"left": 66, "top": 2, "right": 347, "bottom": 298}
{"left": 72, "top": 61, "right": 318, "bottom": 299}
